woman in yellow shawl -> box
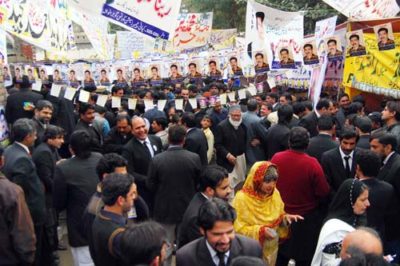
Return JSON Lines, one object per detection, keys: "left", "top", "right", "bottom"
{"left": 232, "top": 161, "right": 303, "bottom": 266}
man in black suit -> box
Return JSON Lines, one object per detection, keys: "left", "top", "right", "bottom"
{"left": 32, "top": 100, "right": 54, "bottom": 147}
{"left": 176, "top": 198, "right": 262, "bottom": 265}
{"left": 74, "top": 103, "right": 103, "bottom": 153}
{"left": 178, "top": 165, "right": 232, "bottom": 248}
{"left": 321, "top": 127, "right": 359, "bottom": 194}
{"left": 147, "top": 125, "right": 202, "bottom": 262}
{"left": 53, "top": 130, "right": 103, "bottom": 265}
{"left": 265, "top": 105, "right": 293, "bottom": 159}
{"left": 299, "top": 99, "right": 333, "bottom": 137}
{"left": 5, "top": 76, "right": 43, "bottom": 126}
{"left": 104, "top": 114, "right": 133, "bottom": 154}
{"left": 356, "top": 149, "right": 394, "bottom": 239}
{"left": 122, "top": 116, "right": 163, "bottom": 208}
{"left": 2, "top": 118, "right": 46, "bottom": 266}
{"left": 32, "top": 125, "right": 64, "bottom": 265}
{"left": 306, "top": 115, "right": 338, "bottom": 163}
{"left": 181, "top": 112, "right": 208, "bottom": 166}
{"left": 215, "top": 105, "right": 247, "bottom": 173}
{"left": 370, "top": 133, "right": 400, "bottom": 262}
{"left": 355, "top": 116, "right": 372, "bottom": 150}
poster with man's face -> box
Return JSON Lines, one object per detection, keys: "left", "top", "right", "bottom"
{"left": 374, "top": 23, "right": 395, "bottom": 51}
{"left": 325, "top": 36, "right": 344, "bottom": 61}
{"left": 346, "top": 30, "right": 366, "bottom": 57}
{"left": 302, "top": 41, "right": 319, "bottom": 65}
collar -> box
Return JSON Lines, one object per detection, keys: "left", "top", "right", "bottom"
{"left": 315, "top": 110, "right": 321, "bottom": 118}
{"left": 137, "top": 137, "right": 150, "bottom": 144}
{"left": 201, "top": 192, "right": 211, "bottom": 200}
{"left": 100, "top": 209, "right": 126, "bottom": 226}
{"left": 383, "top": 151, "right": 395, "bottom": 165}
{"left": 205, "top": 239, "right": 230, "bottom": 264}
{"left": 319, "top": 132, "right": 332, "bottom": 137}
{"left": 339, "top": 147, "right": 354, "bottom": 159}
{"left": 15, "top": 142, "right": 30, "bottom": 154}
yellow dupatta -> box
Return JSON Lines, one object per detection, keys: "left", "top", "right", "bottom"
{"left": 232, "top": 161, "right": 289, "bottom": 265}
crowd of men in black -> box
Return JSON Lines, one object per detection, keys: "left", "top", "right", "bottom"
{"left": 1, "top": 72, "right": 400, "bottom": 266}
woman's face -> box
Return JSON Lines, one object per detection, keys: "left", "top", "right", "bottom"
{"left": 259, "top": 180, "right": 276, "bottom": 196}
{"left": 353, "top": 189, "right": 370, "bottom": 215}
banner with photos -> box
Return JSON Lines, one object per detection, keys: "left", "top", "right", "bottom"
{"left": 343, "top": 31, "right": 400, "bottom": 98}
{"left": 101, "top": 0, "right": 182, "bottom": 40}
{"left": 173, "top": 12, "right": 213, "bottom": 49}
{"left": 245, "top": 0, "right": 304, "bottom": 70}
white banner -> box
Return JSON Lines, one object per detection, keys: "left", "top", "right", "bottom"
{"left": 101, "top": 0, "right": 182, "bottom": 40}
{"left": 116, "top": 31, "right": 155, "bottom": 59}
{"left": 246, "top": 0, "right": 304, "bottom": 70}
{"left": 0, "top": 28, "right": 7, "bottom": 64}
{"left": 323, "top": 0, "right": 400, "bottom": 20}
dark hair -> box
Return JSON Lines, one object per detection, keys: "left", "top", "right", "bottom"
{"left": 352, "top": 95, "right": 366, "bottom": 107}
{"left": 354, "top": 116, "right": 372, "bottom": 133}
{"left": 339, "top": 93, "right": 350, "bottom": 101}
{"left": 318, "top": 115, "right": 334, "bottom": 131}
{"left": 120, "top": 222, "right": 167, "bottom": 265}
{"left": 70, "top": 69, "right": 75, "bottom": 74}
{"left": 289, "top": 127, "right": 309, "bottom": 150}
{"left": 101, "top": 173, "right": 133, "bottom": 206}
{"left": 316, "top": 99, "right": 331, "bottom": 111}
{"left": 231, "top": 256, "right": 267, "bottom": 266}
{"left": 96, "top": 153, "right": 128, "bottom": 181}
{"left": 303, "top": 43, "right": 313, "bottom": 49}
{"left": 112, "top": 86, "right": 124, "bottom": 95}
{"left": 153, "top": 117, "right": 168, "bottom": 130}
{"left": 280, "top": 48, "right": 289, "bottom": 54}
{"left": 371, "top": 132, "right": 397, "bottom": 152}
{"left": 303, "top": 100, "right": 313, "bottom": 111}
{"left": 347, "top": 102, "right": 363, "bottom": 115}
{"left": 339, "top": 126, "right": 358, "bottom": 141}
{"left": 327, "top": 39, "right": 337, "bottom": 45}
{"left": 293, "top": 102, "right": 305, "bottom": 116}
{"left": 181, "top": 112, "right": 196, "bottom": 128}
{"left": 255, "top": 52, "right": 264, "bottom": 58}
{"left": 378, "top": 27, "right": 388, "bottom": 34}
{"left": 255, "top": 11, "right": 265, "bottom": 21}
{"left": 43, "top": 125, "right": 64, "bottom": 142}
{"left": 386, "top": 101, "right": 400, "bottom": 121}
{"left": 197, "top": 198, "right": 236, "bottom": 231}
{"left": 280, "top": 93, "right": 292, "bottom": 103}
{"left": 54, "top": 69, "right": 59, "bottom": 74}
{"left": 229, "top": 57, "right": 237, "bottom": 62}
{"left": 78, "top": 103, "right": 95, "bottom": 115}
{"left": 349, "top": 34, "right": 360, "bottom": 40}
{"left": 209, "top": 60, "right": 217, "bottom": 66}
{"left": 267, "top": 92, "right": 278, "bottom": 102}
{"left": 168, "top": 125, "right": 186, "bottom": 145}
{"left": 116, "top": 114, "right": 130, "bottom": 124}
{"left": 199, "top": 165, "right": 229, "bottom": 192}
{"left": 202, "top": 114, "right": 213, "bottom": 124}
{"left": 12, "top": 118, "right": 36, "bottom": 142}
{"left": 101, "top": 69, "right": 107, "bottom": 74}
{"left": 356, "top": 149, "right": 381, "bottom": 177}
{"left": 247, "top": 99, "right": 258, "bottom": 112}
{"left": 170, "top": 64, "right": 178, "bottom": 69}
{"left": 69, "top": 130, "right": 91, "bottom": 159}
{"left": 117, "top": 69, "right": 123, "bottom": 73}
{"left": 133, "top": 68, "right": 140, "bottom": 73}
{"left": 277, "top": 105, "right": 293, "bottom": 125}
{"left": 35, "top": 99, "right": 53, "bottom": 111}
{"left": 188, "top": 62, "right": 196, "bottom": 68}
{"left": 151, "top": 66, "right": 158, "bottom": 71}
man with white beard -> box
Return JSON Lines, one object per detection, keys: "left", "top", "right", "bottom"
{"left": 215, "top": 105, "right": 247, "bottom": 191}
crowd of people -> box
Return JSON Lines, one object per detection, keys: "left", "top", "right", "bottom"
{"left": 1, "top": 70, "right": 400, "bottom": 266}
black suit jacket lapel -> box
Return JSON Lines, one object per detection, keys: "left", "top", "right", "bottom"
{"left": 197, "top": 238, "right": 216, "bottom": 265}
{"left": 334, "top": 149, "right": 346, "bottom": 177}
{"left": 227, "top": 237, "right": 242, "bottom": 264}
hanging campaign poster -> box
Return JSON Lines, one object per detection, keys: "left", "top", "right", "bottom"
{"left": 323, "top": 0, "right": 400, "bottom": 20}
{"left": 245, "top": 0, "right": 304, "bottom": 70}
{"left": 173, "top": 12, "right": 213, "bottom": 49}
{"left": 101, "top": 0, "right": 182, "bottom": 40}
{"left": 0, "top": 27, "right": 7, "bottom": 64}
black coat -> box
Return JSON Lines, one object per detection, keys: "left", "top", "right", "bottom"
{"left": 306, "top": 134, "right": 338, "bottom": 163}
{"left": 356, "top": 135, "right": 371, "bottom": 150}
{"left": 215, "top": 119, "right": 247, "bottom": 172}
{"left": 176, "top": 235, "right": 262, "bottom": 266}
{"left": 184, "top": 128, "right": 208, "bottom": 166}
{"left": 103, "top": 127, "right": 133, "bottom": 154}
{"left": 5, "top": 89, "right": 43, "bottom": 125}
{"left": 177, "top": 192, "right": 208, "bottom": 248}
{"left": 147, "top": 147, "right": 201, "bottom": 224}
{"left": 74, "top": 120, "right": 103, "bottom": 153}
{"left": 32, "top": 117, "right": 47, "bottom": 147}
{"left": 2, "top": 143, "right": 46, "bottom": 225}
{"left": 53, "top": 152, "right": 103, "bottom": 247}
{"left": 265, "top": 123, "right": 290, "bottom": 159}
{"left": 299, "top": 111, "right": 318, "bottom": 137}
{"left": 321, "top": 147, "right": 358, "bottom": 194}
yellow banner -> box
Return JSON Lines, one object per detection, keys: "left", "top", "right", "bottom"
{"left": 343, "top": 33, "right": 400, "bottom": 98}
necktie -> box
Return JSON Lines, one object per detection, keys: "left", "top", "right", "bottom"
{"left": 344, "top": 156, "right": 351, "bottom": 178}
{"left": 217, "top": 252, "right": 226, "bottom": 266}
{"left": 143, "top": 141, "right": 152, "bottom": 158}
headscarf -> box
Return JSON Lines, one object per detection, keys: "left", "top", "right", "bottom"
{"left": 326, "top": 178, "right": 369, "bottom": 227}
{"left": 242, "top": 161, "right": 278, "bottom": 199}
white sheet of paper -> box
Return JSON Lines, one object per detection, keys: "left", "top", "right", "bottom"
{"left": 128, "top": 98, "right": 137, "bottom": 110}
{"left": 157, "top": 99, "right": 167, "bottom": 111}
{"left": 247, "top": 84, "right": 257, "bottom": 96}
{"left": 267, "top": 78, "right": 276, "bottom": 88}
{"left": 238, "top": 89, "right": 246, "bottom": 100}
{"left": 78, "top": 89, "right": 90, "bottom": 103}
{"left": 111, "top": 96, "right": 121, "bottom": 108}
{"left": 175, "top": 99, "right": 183, "bottom": 110}
{"left": 220, "top": 93, "right": 227, "bottom": 105}
{"left": 32, "top": 80, "right": 42, "bottom": 92}
{"left": 144, "top": 99, "right": 154, "bottom": 112}
{"left": 227, "top": 91, "right": 236, "bottom": 102}
{"left": 50, "top": 84, "right": 62, "bottom": 97}
{"left": 96, "top": 95, "right": 108, "bottom": 107}
{"left": 64, "top": 87, "right": 77, "bottom": 101}
{"left": 189, "top": 98, "right": 197, "bottom": 109}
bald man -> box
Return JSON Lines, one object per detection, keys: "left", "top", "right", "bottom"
{"left": 340, "top": 227, "right": 383, "bottom": 260}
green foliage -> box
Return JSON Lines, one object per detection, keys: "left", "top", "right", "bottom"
{"left": 182, "top": 0, "right": 347, "bottom": 34}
